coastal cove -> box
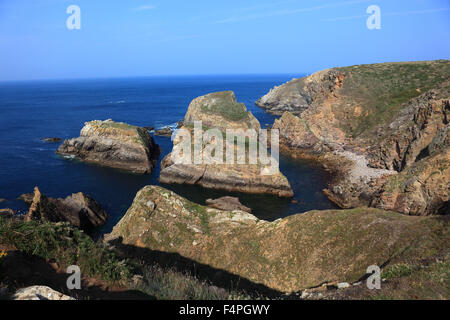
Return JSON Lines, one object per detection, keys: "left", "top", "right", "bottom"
{"left": 0, "top": 75, "right": 336, "bottom": 235}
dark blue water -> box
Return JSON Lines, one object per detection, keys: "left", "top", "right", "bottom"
{"left": 0, "top": 75, "right": 335, "bottom": 235}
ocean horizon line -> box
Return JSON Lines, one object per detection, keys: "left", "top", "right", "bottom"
{"left": 0, "top": 73, "right": 308, "bottom": 84}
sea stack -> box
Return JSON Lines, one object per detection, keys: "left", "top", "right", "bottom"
{"left": 159, "top": 91, "right": 293, "bottom": 197}
{"left": 57, "top": 119, "right": 159, "bottom": 174}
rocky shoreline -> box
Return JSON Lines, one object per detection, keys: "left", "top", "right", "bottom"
{"left": 266, "top": 61, "right": 449, "bottom": 216}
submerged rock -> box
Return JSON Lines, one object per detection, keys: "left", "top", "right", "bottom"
{"left": 159, "top": 91, "right": 293, "bottom": 197}
{"left": 57, "top": 119, "right": 159, "bottom": 174}
{"left": 105, "top": 185, "right": 449, "bottom": 293}
{"left": 264, "top": 61, "right": 450, "bottom": 215}
{"left": 41, "top": 137, "right": 62, "bottom": 143}
{"left": 23, "top": 186, "right": 108, "bottom": 230}
{"left": 205, "top": 196, "right": 251, "bottom": 213}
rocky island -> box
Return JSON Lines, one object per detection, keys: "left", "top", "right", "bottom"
{"left": 159, "top": 91, "right": 293, "bottom": 197}
{"left": 57, "top": 119, "right": 160, "bottom": 174}
{"left": 258, "top": 60, "right": 449, "bottom": 215}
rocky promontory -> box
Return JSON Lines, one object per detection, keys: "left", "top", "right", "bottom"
{"left": 57, "top": 119, "right": 159, "bottom": 174}
{"left": 159, "top": 91, "right": 293, "bottom": 197}
{"left": 105, "top": 185, "right": 449, "bottom": 293}
{"left": 21, "top": 186, "right": 108, "bottom": 230}
{"left": 264, "top": 61, "right": 450, "bottom": 215}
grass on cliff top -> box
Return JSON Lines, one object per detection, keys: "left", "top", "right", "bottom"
{"left": 131, "top": 264, "right": 252, "bottom": 300}
{"left": 200, "top": 91, "right": 250, "bottom": 122}
{"left": 367, "top": 260, "right": 450, "bottom": 300}
{"left": 337, "top": 60, "right": 450, "bottom": 138}
{"left": 0, "top": 216, "right": 132, "bottom": 284}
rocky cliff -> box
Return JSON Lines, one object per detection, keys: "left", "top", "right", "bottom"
{"left": 265, "top": 61, "right": 450, "bottom": 215}
{"left": 57, "top": 120, "right": 159, "bottom": 174}
{"left": 159, "top": 91, "right": 293, "bottom": 197}
{"left": 105, "top": 185, "right": 449, "bottom": 293}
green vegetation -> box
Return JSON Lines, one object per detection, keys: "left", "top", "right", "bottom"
{"left": 200, "top": 91, "right": 249, "bottom": 121}
{"left": 382, "top": 264, "right": 413, "bottom": 279}
{"left": 183, "top": 200, "right": 211, "bottom": 235}
{"left": 0, "top": 216, "right": 132, "bottom": 284}
{"left": 338, "top": 60, "right": 450, "bottom": 138}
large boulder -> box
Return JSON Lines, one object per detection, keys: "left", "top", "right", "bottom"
{"left": 23, "top": 187, "right": 108, "bottom": 230}
{"left": 159, "top": 91, "right": 293, "bottom": 197}
{"left": 57, "top": 119, "right": 159, "bottom": 174}
{"left": 105, "top": 185, "right": 449, "bottom": 293}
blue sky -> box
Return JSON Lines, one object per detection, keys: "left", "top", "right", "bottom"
{"left": 0, "top": 0, "right": 449, "bottom": 81}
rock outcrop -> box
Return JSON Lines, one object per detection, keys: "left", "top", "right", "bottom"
{"left": 264, "top": 61, "right": 450, "bottom": 215}
{"left": 13, "top": 286, "right": 75, "bottom": 300}
{"left": 105, "top": 185, "right": 449, "bottom": 293}
{"left": 57, "top": 119, "right": 159, "bottom": 174}
{"left": 159, "top": 91, "right": 293, "bottom": 197}
{"left": 22, "top": 187, "right": 108, "bottom": 230}
{"left": 205, "top": 196, "right": 252, "bottom": 213}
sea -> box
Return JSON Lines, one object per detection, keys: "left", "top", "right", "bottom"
{"left": 0, "top": 75, "right": 336, "bottom": 235}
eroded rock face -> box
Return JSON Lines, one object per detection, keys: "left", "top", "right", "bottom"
{"left": 23, "top": 186, "right": 108, "bottom": 230}
{"left": 57, "top": 119, "right": 159, "bottom": 174}
{"left": 105, "top": 185, "right": 449, "bottom": 293}
{"left": 256, "top": 69, "right": 344, "bottom": 116}
{"left": 264, "top": 61, "right": 450, "bottom": 215}
{"left": 159, "top": 91, "right": 293, "bottom": 197}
